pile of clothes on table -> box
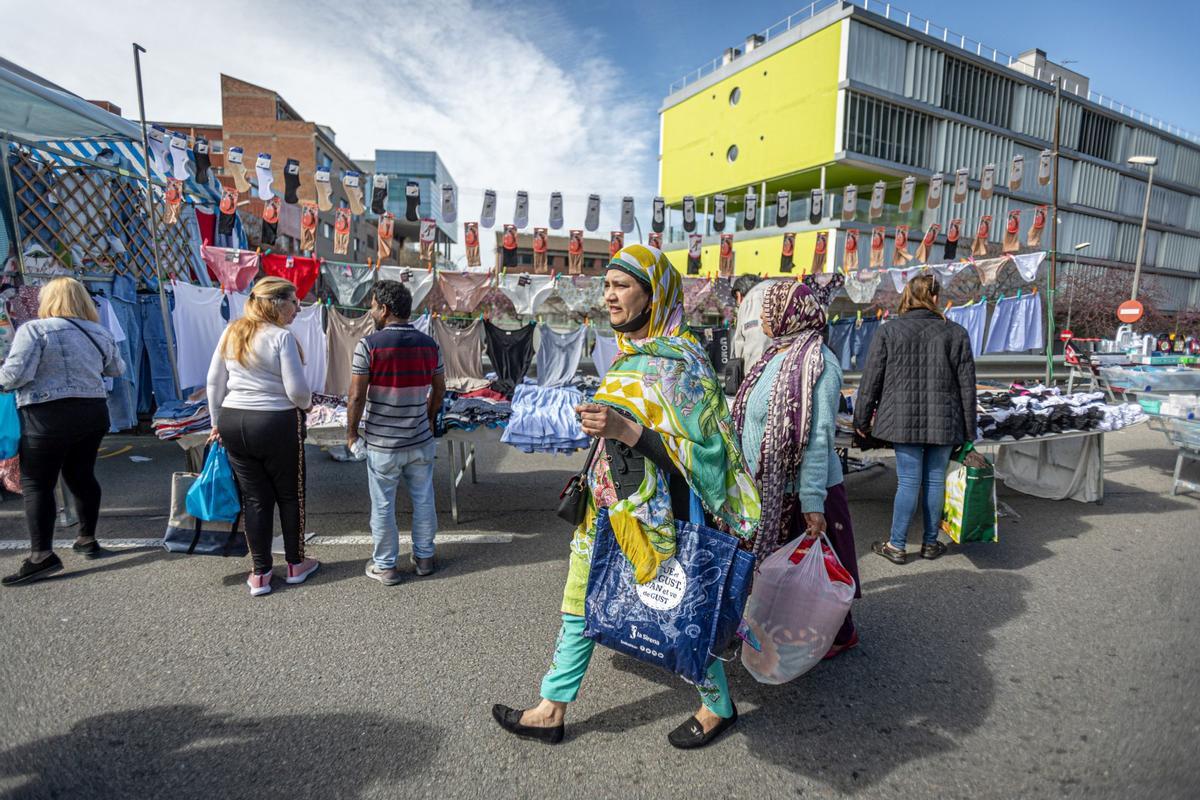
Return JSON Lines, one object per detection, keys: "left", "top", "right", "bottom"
{"left": 307, "top": 393, "right": 349, "bottom": 428}
{"left": 977, "top": 384, "right": 1146, "bottom": 440}
{"left": 501, "top": 381, "right": 590, "bottom": 454}
{"left": 437, "top": 387, "right": 512, "bottom": 434}
{"left": 152, "top": 399, "right": 210, "bottom": 440}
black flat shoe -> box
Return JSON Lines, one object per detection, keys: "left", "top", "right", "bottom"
{"left": 72, "top": 540, "right": 103, "bottom": 559}
{"left": 491, "top": 704, "right": 564, "bottom": 744}
{"left": 871, "top": 540, "right": 908, "bottom": 565}
{"left": 921, "top": 541, "right": 948, "bottom": 560}
{"left": 668, "top": 704, "right": 738, "bottom": 750}
{"left": 2, "top": 554, "right": 64, "bottom": 586}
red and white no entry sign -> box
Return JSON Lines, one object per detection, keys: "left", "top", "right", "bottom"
{"left": 1116, "top": 300, "right": 1144, "bottom": 324}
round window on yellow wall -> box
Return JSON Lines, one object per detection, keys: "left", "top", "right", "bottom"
{"left": 727, "top": 145, "right": 738, "bottom": 163}
{"left": 729, "top": 87, "right": 741, "bottom": 106}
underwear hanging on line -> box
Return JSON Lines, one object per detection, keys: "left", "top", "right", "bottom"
{"left": 802, "top": 272, "right": 844, "bottom": 307}
{"left": 201, "top": 245, "right": 260, "bottom": 292}
{"left": 888, "top": 267, "right": 923, "bottom": 293}
{"left": 556, "top": 275, "right": 604, "bottom": 313}
{"left": 1010, "top": 251, "right": 1046, "bottom": 282}
{"left": 324, "top": 262, "right": 376, "bottom": 307}
{"left": 973, "top": 257, "right": 1008, "bottom": 287}
{"left": 378, "top": 265, "right": 435, "bottom": 310}
{"left": 930, "top": 261, "right": 971, "bottom": 283}
{"left": 843, "top": 270, "right": 883, "bottom": 304}
{"left": 498, "top": 274, "right": 556, "bottom": 317}
{"left": 437, "top": 270, "right": 494, "bottom": 313}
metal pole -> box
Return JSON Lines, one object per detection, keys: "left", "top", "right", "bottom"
{"left": 1046, "top": 77, "right": 1062, "bottom": 385}
{"left": 1131, "top": 163, "right": 1154, "bottom": 301}
{"left": 133, "top": 42, "right": 182, "bottom": 400}
{"left": 1, "top": 133, "right": 26, "bottom": 275}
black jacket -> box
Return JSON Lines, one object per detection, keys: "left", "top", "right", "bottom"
{"left": 852, "top": 309, "right": 977, "bottom": 446}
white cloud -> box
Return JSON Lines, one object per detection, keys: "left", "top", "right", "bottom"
{"left": 3, "top": 0, "right": 660, "bottom": 247}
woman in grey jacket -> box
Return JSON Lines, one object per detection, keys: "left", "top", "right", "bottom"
{"left": 852, "top": 275, "right": 977, "bottom": 565}
{"left": 0, "top": 278, "right": 124, "bottom": 585}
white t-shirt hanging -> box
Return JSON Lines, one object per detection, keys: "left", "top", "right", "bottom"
{"left": 171, "top": 281, "right": 229, "bottom": 391}
{"left": 290, "top": 303, "right": 328, "bottom": 395}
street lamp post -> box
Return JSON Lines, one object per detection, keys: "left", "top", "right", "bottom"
{"left": 1128, "top": 155, "right": 1158, "bottom": 301}
{"left": 1064, "top": 241, "right": 1092, "bottom": 333}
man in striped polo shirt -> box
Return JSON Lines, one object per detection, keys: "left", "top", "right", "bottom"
{"left": 347, "top": 280, "right": 445, "bottom": 585}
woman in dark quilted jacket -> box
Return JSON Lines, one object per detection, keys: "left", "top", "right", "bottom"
{"left": 853, "top": 275, "right": 977, "bottom": 564}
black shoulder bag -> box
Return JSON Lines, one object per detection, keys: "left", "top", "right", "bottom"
{"left": 556, "top": 437, "right": 600, "bottom": 527}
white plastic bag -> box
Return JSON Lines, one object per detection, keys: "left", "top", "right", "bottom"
{"left": 741, "top": 533, "right": 856, "bottom": 685}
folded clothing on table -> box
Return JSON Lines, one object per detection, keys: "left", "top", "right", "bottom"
{"left": 152, "top": 399, "right": 210, "bottom": 440}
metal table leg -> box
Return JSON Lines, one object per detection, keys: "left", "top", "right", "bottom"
{"left": 446, "top": 440, "right": 460, "bottom": 523}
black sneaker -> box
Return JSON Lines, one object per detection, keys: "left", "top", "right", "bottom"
{"left": 72, "top": 539, "right": 103, "bottom": 559}
{"left": 2, "top": 553, "right": 64, "bottom": 586}
{"left": 411, "top": 554, "right": 436, "bottom": 577}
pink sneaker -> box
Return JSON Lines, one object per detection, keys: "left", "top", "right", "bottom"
{"left": 285, "top": 558, "right": 320, "bottom": 585}
{"left": 247, "top": 570, "right": 273, "bottom": 597}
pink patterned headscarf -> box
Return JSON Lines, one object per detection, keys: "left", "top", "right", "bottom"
{"left": 731, "top": 281, "right": 827, "bottom": 561}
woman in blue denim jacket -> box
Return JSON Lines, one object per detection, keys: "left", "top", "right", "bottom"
{"left": 0, "top": 277, "right": 124, "bottom": 585}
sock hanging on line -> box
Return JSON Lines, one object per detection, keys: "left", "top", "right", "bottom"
{"left": 193, "top": 137, "right": 211, "bottom": 183}
{"left": 712, "top": 195, "right": 726, "bottom": 232}
{"left": 225, "top": 147, "right": 251, "bottom": 193}
{"left": 585, "top": 194, "right": 600, "bottom": 232}
{"left": 743, "top": 190, "right": 757, "bottom": 231}
{"left": 255, "top": 153, "right": 275, "bottom": 201}
{"left": 776, "top": 190, "right": 790, "bottom": 228}
{"left": 651, "top": 196, "right": 665, "bottom": 233}
{"left": 404, "top": 180, "right": 420, "bottom": 221}
{"left": 169, "top": 133, "right": 191, "bottom": 181}
{"left": 808, "top": 189, "right": 824, "bottom": 225}
{"left": 313, "top": 166, "right": 333, "bottom": 212}
{"left": 261, "top": 197, "right": 281, "bottom": 245}
{"left": 343, "top": 171, "right": 365, "bottom": 215}
{"left": 371, "top": 174, "right": 388, "bottom": 216}
{"left": 218, "top": 188, "right": 238, "bottom": 236}
{"left": 514, "top": 190, "right": 529, "bottom": 228}
{"left": 682, "top": 195, "right": 696, "bottom": 233}
{"left": 480, "top": 189, "right": 497, "bottom": 228}
{"left": 441, "top": 183, "right": 457, "bottom": 224}
{"left": 549, "top": 192, "right": 563, "bottom": 229}
{"left": 147, "top": 125, "right": 170, "bottom": 178}
{"left": 283, "top": 159, "right": 301, "bottom": 205}
{"left": 620, "top": 197, "right": 635, "bottom": 234}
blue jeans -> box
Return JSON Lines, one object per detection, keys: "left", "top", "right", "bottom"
{"left": 105, "top": 296, "right": 139, "bottom": 431}
{"left": 890, "top": 444, "right": 954, "bottom": 549}
{"left": 135, "top": 293, "right": 178, "bottom": 413}
{"left": 367, "top": 441, "right": 438, "bottom": 567}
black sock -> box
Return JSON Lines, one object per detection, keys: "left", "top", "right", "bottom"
{"left": 372, "top": 174, "right": 388, "bottom": 215}
{"left": 682, "top": 195, "right": 695, "bottom": 232}
{"left": 943, "top": 239, "right": 958, "bottom": 260}
{"left": 218, "top": 208, "right": 235, "bottom": 235}
{"left": 809, "top": 189, "right": 824, "bottom": 225}
{"left": 652, "top": 196, "right": 664, "bottom": 233}
{"left": 193, "top": 137, "right": 211, "bottom": 183}
{"left": 687, "top": 254, "right": 701, "bottom": 275}
{"left": 218, "top": 189, "right": 236, "bottom": 235}
{"left": 284, "top": 159, "right": 301, "bottom": 204}
{"left": 405, "top": 180, "right": 420, "bottom": 221}
{"left": 712, "top": 195, "right": 725, "bottom": 232}
{"left": 776, "top": 191, "right": 790, "bottom": 228}
{"left": 743, "top": 191, "right": 757, "bottom": 231}
{"left": 261, "top": 219, "right": 277, "bottom": 245}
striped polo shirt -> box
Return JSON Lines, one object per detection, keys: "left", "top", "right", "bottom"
{"left": 352, "top": 323, "right": 443, "bottom": 450}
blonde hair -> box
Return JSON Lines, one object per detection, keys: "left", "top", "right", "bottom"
{"left": 38, "top": 277, "right": 99, "bottom": 323}
{"left": 898, "top": 273, "right": 944, "bottom": 318}
{"left": 220, "top": 276, "right": 305, "bottom": 366}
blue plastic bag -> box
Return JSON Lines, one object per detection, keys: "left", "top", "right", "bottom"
{"left": 185, "top": 444, "right": 241, "bottom": 522}
{"left": 0, "top": 392, "right": 18, "bottom": 460}
{"left": 583, "top": 507, "right": 755, "bottom": 685}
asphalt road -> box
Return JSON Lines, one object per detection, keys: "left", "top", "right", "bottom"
{"left": 0, "top": 426, "right": 1197, "bottom": 799}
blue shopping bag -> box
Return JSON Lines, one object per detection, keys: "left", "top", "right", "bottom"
{"left": 185, "top": 444, "right": 241, "bottom": 523}
{"left": 0, "top": 392, "right": 18, "bottom": 459}
{"left": 583, "top": 506, "right": 755, "bottom": 685}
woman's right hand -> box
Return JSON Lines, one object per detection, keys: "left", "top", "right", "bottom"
{"left": 207, "top": 427, "right": 222, "bottom": 445}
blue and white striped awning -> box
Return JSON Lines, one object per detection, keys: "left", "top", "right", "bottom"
{"left": 22, "top": 136, "right": 223, "bottom": 208}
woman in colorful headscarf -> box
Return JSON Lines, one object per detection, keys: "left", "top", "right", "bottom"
{"left": 492, "top": 244, "right": 760, "bottom": 749}
{"left": 732, "top": 281, "right": 862, "bottom": 656}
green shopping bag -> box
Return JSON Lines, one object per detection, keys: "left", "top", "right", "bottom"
{"left": 941, "top": 443, "right": 998, "bottom": 543}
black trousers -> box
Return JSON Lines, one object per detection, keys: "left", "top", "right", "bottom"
{"left": 18, "top": 399, "right": 109, "bottom": 553}
{"left": 219, "top": 407, "right": 306, "bottom": 574}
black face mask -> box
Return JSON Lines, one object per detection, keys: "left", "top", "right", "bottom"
{"left": 612, "top": 301, "right": 652, "bottom": 333}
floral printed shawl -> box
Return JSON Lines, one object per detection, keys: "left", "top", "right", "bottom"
{"left": 582, "top": 244, "right": 760, "bottom": 584}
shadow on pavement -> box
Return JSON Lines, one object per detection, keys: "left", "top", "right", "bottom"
{"left": 0, "top": 704, "right": 441, "bottom": 799}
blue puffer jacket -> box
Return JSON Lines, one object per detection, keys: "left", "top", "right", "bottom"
{"left": 0, "top": 316, "right": 125, "bottom": 407}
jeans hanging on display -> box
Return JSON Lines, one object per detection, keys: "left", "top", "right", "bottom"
{"left": 135, "top": 292, "right": 180, "bottom": 415}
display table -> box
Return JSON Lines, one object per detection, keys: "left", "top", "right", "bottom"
{"left": 174, "top": 424, "right": 504, "bottom": 524}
